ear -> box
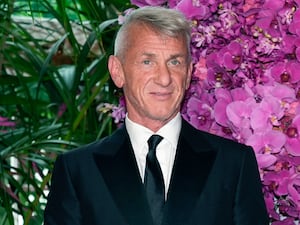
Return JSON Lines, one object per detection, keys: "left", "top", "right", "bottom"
{"left": 185, "top": 62, "right": 193, "bottom": 90}
{"left": 108, "top": 55, "right": 124, "bottom": 88}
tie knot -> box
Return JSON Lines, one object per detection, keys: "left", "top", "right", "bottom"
{"left": 147, "top": 135, "right": 163, "bottom": 152}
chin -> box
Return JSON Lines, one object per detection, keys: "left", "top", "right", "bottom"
{"left": 150, "top": 112, "right": 176, "bottom": 122}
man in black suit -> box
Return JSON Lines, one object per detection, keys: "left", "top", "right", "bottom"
{"left": 44, "top": 6, "right": 269, "bottom": 225}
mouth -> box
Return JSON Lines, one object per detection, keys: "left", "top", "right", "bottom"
{"left": 149, "top": 91, "right": 173, "bottom": 100}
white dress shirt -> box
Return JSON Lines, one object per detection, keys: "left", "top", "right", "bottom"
{"left": 125, "top": 113, "right": 181, "bottom": 196}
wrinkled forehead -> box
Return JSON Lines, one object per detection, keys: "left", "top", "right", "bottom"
{"left": 127, "top": 23, "right": 188, "bottom": 52}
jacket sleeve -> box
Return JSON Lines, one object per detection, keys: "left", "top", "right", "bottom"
{"left": 44, "top": 155, "right": 81, "bottom": 225}
{"left": 234, "top": 147, "right": 269, "bottom": 225}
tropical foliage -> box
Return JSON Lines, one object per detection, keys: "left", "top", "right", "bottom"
{"left": 0, "top": 0, "right": 130, "bottom": 224}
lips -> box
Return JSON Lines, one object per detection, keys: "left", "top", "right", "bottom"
{"left": 149, "top": 91, "right": 173, "bottom": 100}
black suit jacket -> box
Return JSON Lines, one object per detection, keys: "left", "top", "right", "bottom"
{"left": 44, "top": 119, "right": 269, "bottom": 225}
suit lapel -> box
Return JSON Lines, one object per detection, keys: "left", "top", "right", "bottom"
{"left": 163, "top": 120, "right": 217, "bottom": 225}
{"left": 93, "top": 126, "right": 153, "bottom": 225}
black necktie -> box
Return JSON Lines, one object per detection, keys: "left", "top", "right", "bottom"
{"left": 144, "top": 135, "right": 165, "bottom": 225}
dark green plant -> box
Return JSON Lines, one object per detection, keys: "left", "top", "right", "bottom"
{"left": 0, "top": 0, "right": 131, "bottom": 224}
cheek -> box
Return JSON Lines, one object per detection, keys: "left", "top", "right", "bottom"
{"left": 176, "top": 76, "right": 190, "bottom": 91}
{"left": 123, "top": 78, "right": 144, "bottom": 99}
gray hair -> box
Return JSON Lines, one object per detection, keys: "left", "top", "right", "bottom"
{"left": 114, "top": 6, "right": 191, "bottom": 60}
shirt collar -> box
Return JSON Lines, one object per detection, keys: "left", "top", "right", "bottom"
{"left": 125, "top": 113, "right": 182, "bottom": 149}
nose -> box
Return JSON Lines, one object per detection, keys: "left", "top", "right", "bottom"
{"left": 155, "top": 63, "right": 172, "bottom": 86}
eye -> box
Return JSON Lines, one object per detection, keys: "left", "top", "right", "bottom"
{"left": 142, "top": 60, "right": 151, "bottom": 65}
{"left": 168, "top": 59, "right": 181, "bottom": 66}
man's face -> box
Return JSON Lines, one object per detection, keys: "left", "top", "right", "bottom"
{"left": 109, "top": 24, "right": 192, "bottom": 131}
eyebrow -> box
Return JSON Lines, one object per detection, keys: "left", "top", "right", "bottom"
{"left": 169, "top": 54, "right": 186, "bottom": 59}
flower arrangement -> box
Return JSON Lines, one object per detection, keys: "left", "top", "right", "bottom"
{"left": 110, "top": 0, "right": 300, "bottom": 223}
